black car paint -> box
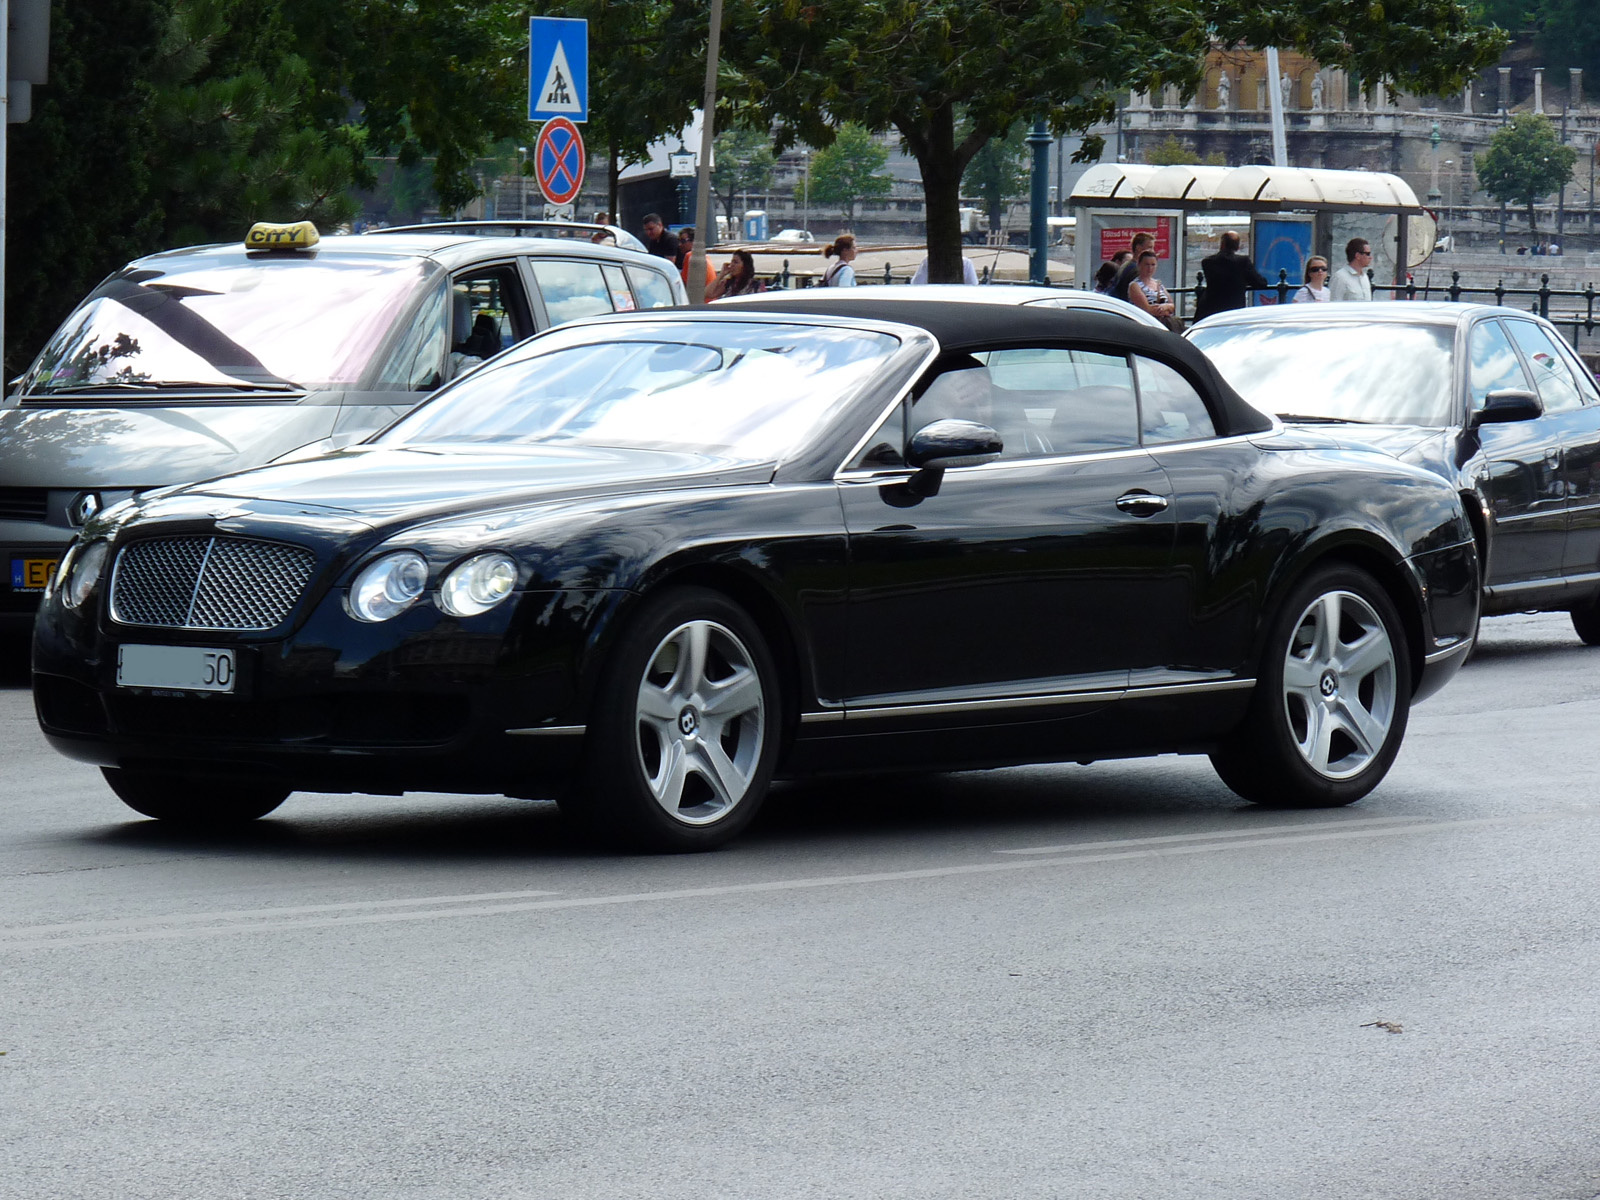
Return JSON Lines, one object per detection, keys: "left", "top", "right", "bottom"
{"left": 33, "top": 308, "right": 1478, "bottom": 800}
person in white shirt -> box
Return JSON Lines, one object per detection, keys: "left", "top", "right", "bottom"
{"left": 1291, "top": 257, "right": 1331, "bottom": 302}
{"left": 910, "top": 255, "right": 979, "bottom": 285}
{"left": 821, "top": 235, "right": 858, "bottom": 286}
{"left": 1328, "top": 238, "right": 1374, "bottom": 302}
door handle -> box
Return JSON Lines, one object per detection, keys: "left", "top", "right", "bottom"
{"left": 1116, "top": 491, "right": 1170, "bottom": 516}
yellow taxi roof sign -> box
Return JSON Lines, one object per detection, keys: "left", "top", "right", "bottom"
{"left": 244, "top": 221, "right": 320, "bottom": 251}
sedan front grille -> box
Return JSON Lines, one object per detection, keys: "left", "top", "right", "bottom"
{"left": 110, "top": 536, "right": 316, "bottom": 631}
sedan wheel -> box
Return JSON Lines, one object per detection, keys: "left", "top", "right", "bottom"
{"left": 573, "top": 587, "right": 781, "bottom": 851}
{"left": 1211, "top": 565, "right": 1411, "bottom": 807}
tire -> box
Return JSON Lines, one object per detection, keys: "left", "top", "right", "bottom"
{"left": 1211, "top": 565, "right": 1412, "bottom": 807}
{"left": 1571, "top": 592, "right": 1600, "bottom": 645}
{"left": 102, "top": 767, "right": 289, "bottom": 824}
{"left": 567, "top": 587, "right": 782, "bottom": 852}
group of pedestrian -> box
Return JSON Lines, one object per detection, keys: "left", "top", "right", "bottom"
{"left": 639, "top": 212, "right": 767, "bottom": 299}
{"left": 1093, "top": 230, "right": 1377, "bottom": 323}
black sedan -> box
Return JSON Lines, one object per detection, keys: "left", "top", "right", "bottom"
{"left": 1189, "top": 302, "right": 1600, "bottom": 643}
{"left": 34, "top": 300, "right": 1479, "bottom": 851}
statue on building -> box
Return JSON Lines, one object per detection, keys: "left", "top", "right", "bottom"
{"left": 1312, "top": 74, "right": 1324, "bottom": 111}
{"left": 1216, "top": 71, "right": 1231, "bottom": 110}
{"left": 1280, "top": 71, "right": 1292, "bottom": 110}
{"left": 1257, "top": 77, "right": 1268, "bottom": 111}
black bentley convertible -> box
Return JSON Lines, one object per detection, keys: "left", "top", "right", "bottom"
{"left": 34, "top": 300, "right": 1479, "bottom": 850}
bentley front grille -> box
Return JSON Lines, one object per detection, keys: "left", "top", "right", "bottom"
{"left": 110, "top": 536, "right": 316, "bottom": 631}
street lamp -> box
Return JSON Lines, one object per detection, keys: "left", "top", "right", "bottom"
{"left": 669, "top": 143, "right": 697, "bottom": 225}
{"left": 801, "top": 148, "right": 811, "bottom": 235}
{"left": 518, "top": 146, "right": 529, "bottom": 220}
{"left": 1443, "top": 159, "right": 1454, "bottom": 248}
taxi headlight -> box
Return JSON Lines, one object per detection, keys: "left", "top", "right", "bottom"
{"left": 438, "top": 553, "right": 518, "bottom": 617}
{"left": 347, "top": 551, "right": 428, "bottom": 622}
{"left": 60, "top": 541, "right": 110, "bottom": 610}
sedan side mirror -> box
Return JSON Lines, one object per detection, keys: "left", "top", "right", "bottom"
{"left": 1472, "top": 388, "right": 1542, "bottom": 427}
{"left": 906, "top": 419, "right": 1003, "bottom": 470}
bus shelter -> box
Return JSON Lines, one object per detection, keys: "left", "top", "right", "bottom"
{"left": 1069, "top": 164, "right": 1431, "bottom": 298}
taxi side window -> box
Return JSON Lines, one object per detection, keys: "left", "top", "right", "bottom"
{"left": 1134, "top": 356, "right": 1217, "bottom": 444}
{"left": 626, "top": 265, "right": 677, "bottom": 309}
{"left": 1468, "top": 320, "right": 1533, "bottom": 412}
{"left": 602, "top": 264, "right": 638, "bottom": 312}
{"left": 450, "top": 266, "right": 532, "bottom": 364}
{"left": 1505, "top": 320, "right": 1584, "bottom": 414}
{"left": 374, "top": 282, "right": 449, "bottom": 391}
{"left": 529, "top": 260, "right": 615, "bottom": 326}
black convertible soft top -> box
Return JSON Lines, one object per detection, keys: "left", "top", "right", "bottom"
{"left": 721, "top": 296, "right": 1275, "bottom": 437}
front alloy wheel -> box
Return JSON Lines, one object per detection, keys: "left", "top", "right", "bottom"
{"left": 1211, "top": 565, "right": 1412, "bottom": 807}
{"left": 572, "top": 587, "right": 781, "bottom": 851}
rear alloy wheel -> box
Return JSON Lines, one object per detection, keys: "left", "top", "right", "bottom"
{"left": 1570, "top": 593, "right": 1600, "bottom": 646}
{"left": 572, "top": 588, "right": 780, "bottom": 851}
{"left": 1211, "top": 566, "right": 1411, "bottom": 807}
{"left": 102, "top": 767, "right": 289, "bottom": 825}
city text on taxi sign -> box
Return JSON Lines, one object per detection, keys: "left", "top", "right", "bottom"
{"left": 244, "top": 221, "right": 320, "bottom": 251}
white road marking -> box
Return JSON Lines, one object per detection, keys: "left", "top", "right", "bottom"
{"left": 0, "top": 811, "right": 1577, "bottom": 951}
{"left": 994, "top": 815, "right": 1424, "bottom": 855}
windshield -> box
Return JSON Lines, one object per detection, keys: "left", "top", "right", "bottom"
{"left": 1188, "top": 321, "right": 1458, "bottom": 426}
{"left": 377, "top": 319, "right": 902, "bottom": 460}
{"left": 21, "top": 254, "right": 439, "bottom": 396}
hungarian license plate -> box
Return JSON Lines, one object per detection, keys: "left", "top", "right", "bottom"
{"left": 116, "top": 644, "right": 237, "bottom": 693}
{"left": 9, "top": 556, "right": 59, "bottom": 593}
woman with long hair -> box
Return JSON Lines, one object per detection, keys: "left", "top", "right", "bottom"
{"left": 707, "top": 250, "right": 766, "bottom": 301}
{"left": 821, "top": 235, "right": 858, "bottom": 286}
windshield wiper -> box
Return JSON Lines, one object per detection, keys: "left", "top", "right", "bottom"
{"left": 37, "top": 379, "right": 302, "bottom": 396}
{"left": 1275, "top": 413, "right": 1370, "bottom": 424}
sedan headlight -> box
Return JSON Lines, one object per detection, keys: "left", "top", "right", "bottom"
{"left": 58, "top": 541, "right": 111, "bottom": 610}
{"left": 347, "top": 551, "right": 428, "bottom": 622}
{"left": 438, "top": 552, "right": 518, "bottom": 617}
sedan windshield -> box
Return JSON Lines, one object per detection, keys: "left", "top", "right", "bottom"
{"left": 21, "top": 255, "right": 438, "bottom": 397}
{"left": 1188, "top": 321, "right": 1458, "bottom": 426}
{"left": 377, "top": 319, "right": 902, "bottom": 460}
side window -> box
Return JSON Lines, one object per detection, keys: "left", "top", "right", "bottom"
{"left": 450, "top": 265, "right": 531, "bottom": 367}
{"left": 602, "top": 264, "right": 637, "bottom": 312}
{"left": 1134, "top": 356, "right": 1217, "bottom": 444}
{"left": 911, "top": 348, "right": 1139, "bottom": 462}
{"left": 373, "top": 281, "right": 449, "bottom": 391}
{"left": 1468, "top": 320, "right": 1532, "bottom": 413}
{"left": 626, "top": 265, "right": 677, "bottom": 309}
{"left": 1506, "top": 321, "right": 1584, "bottom": 414}
{"left": 529, "top": 260, "right": 615, "bottom": 326}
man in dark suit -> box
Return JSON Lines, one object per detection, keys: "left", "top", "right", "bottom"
{"left": 1195, "top": 231, "right": 1270, "bottom": 320}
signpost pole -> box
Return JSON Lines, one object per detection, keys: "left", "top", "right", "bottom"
{"left": 688, "top": 0, "right": 725, "bottom": 304}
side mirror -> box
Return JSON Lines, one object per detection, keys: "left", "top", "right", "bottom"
{"left": 1472, "top": 388, "right": 1542, "bottom": 426}
{"left": 905, "top": 418, "right": 1003, "bottom": 470}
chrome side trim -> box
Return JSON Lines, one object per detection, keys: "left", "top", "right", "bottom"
{"left": 798, "top": 710, "right": 846, "bottom": 724}
{"left": 506, "top": 724, "right": 586, "bottom": 737}
{"left": 1484, "top": 575, "right": 1564, "bottom": 597}
{"left": 835, "top": 432, "right": 1262, "bottom": 483}
{"left": 835, "top": 676, "right": 1254, "bottom": 722}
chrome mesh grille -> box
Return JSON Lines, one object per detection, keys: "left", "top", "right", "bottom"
{"left": 111, "top": 537, "right": 315, "bottom": 631}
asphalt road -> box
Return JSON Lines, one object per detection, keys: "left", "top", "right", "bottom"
{"left": 3, "top": 613, "right": 1599, "bottom": 1200}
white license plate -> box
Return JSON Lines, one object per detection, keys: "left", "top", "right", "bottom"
{"left": 116, "top": 644, "right": 237, "bottom": 693}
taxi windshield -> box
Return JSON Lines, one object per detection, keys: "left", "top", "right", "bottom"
{"left": 377, "top": 319, "right": 901, "bottom": 460}
{"left": 21, "top": 254, "right": 438, "bottom": 397}
{"left": 1188, "top": 320, "right": 1458, "bottom": 427}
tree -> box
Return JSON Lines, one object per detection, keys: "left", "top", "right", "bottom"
{"left": 1477, "top": 112, "right": 1577, "bottom": 236}
{"left": 711, "top": 127, "right": 778, "bottom": 228}
{"left": 962, "top": 122, "right": 1028, "bottom": 235}
{"left": 806, "top": 124, "right": 893, "bottom": 225}
{"left": 1144, "top": 134, "right": 1227, "bottom": 167}
{"left": 728, "top": 0, "right": 1506, "bottom": 281}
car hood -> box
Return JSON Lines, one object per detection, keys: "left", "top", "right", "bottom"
{"left": 1293, "top": 422, "right": 1455, "bottom": 478}
{"left": 0, "top": 399, "right": 339, "bottom": 488}
{"left": 149, "top": 443, "right": 777, "bottom": 528}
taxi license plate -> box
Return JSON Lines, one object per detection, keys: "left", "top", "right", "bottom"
{"left": 9, "top": 556, "right": 59, "bottom": 593}
{"left": 117, "top": 644, "right": 237, "bottom": 693}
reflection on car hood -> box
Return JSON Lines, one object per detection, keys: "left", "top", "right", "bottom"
{"left": 1292, "top": 422, "right": 1452, "bottom": 473}
{"left": 0, "top": 400, "right": 339, "bottom": 488}
{"left": 166, "top": 443, "right": 777, "bottom": 526}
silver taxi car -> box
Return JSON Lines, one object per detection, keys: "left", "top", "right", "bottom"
{"left": 0, "top": 221, "right": 687, "bottom": 631}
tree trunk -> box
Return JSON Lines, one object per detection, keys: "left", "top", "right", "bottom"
{"left": 901, "top": 103, "right": 989, "bottom": 283}
{"left": 608, "top": 142, "right": 619, "bottom": 224}
{"left": 1527, "top": 200, "right": 1538, "bottom": 238}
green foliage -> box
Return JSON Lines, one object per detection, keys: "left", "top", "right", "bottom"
{"left": 1477, "top": 112, "right": 1578, "bottom": 234}
{"left": 962, "top": 123, "right": 1028, "bottom": 233}
{"left": 6, "top": 0, "right": 170, "bottom": 375}
{"left": 711, "top": 127, "right": 778, "bottom": 225}
{"left": 729, "top": 0, "right": 1504, "bottom": 282}
{"left": 1144, "top": 135, "right": 1227, "bottom": 167}
{"left": 806, "top": 124, "right": 893, "bottom": 224}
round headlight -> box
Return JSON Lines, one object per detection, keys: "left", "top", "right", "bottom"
{"left": 438, "top": 552, "right": 518, "bottom": 617}
{"left": 62, "top": 541, "right": 110, "bottom": 610}
{"left": 347, "top": 551, "right": 428, "bottom": 622}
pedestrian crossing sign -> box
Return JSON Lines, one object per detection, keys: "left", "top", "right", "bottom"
{"left": 529, "top": 17, "right": 588, "bottom": 123}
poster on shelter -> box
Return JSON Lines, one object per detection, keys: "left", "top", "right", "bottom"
{"left": 1251, "top": 217, "right": 1313, "bottom": 304}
